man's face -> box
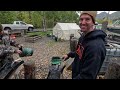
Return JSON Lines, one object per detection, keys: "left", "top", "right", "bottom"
{"left": 79, "top": 14, "right": 94, "bottom": 33}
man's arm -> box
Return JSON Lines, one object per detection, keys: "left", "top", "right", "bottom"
{"left": 67, "top": 51, "right": 76, "bottom": 58}
{"left": 0, "top": 46, "right": 15, "bottom": 57}
{"left": 10, "top": 39, "right": 20, "bottom": 47}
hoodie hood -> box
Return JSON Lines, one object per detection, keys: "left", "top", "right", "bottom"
{"left": 84, "top": 30, "right": 107, "bottom": 41}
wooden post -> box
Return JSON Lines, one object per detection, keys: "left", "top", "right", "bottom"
{"left": 70, "top": 37, "right": 78, "bottom": 52}
{"left": 67, "top": 37, "right": 78, "bottom": 71}
{"left": 24, "top": 30, "right": 27, "bottom": 35}
{"left": 23, "top": 60, "right": 35, "bottom": 79}
{"left": 102, "top": 20, "right": 108, "bottom": 32}
{"left": 104, "top": 57, "right": 120, "bottom": 79}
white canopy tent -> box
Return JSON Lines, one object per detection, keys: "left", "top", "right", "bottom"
{"left": 53, "top": 23, "right": 81, "bottom": 40}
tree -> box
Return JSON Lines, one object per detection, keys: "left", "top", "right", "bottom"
{"left": 28, "top": 11, "right": 32, "bottom": 23}
{"left": 42, "top": 11, "right": 46, "bottom": 31}
{"left": 0, "top": 11, "right": 16, "bottom": 24}
{"left": 0, "top": 11, "right": 80, "bottom": 29}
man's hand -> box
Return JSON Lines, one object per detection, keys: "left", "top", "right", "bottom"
{"left": 15, "top": 50, "right": 22, "bottom": 54}
{"left": 18, "top": 44, "right": 23, "bottom": 48}
{"left": 62, "top": 55, "right": 69, "bottom": 61}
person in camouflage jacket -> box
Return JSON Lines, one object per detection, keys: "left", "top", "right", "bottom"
{"left": 0, "top": 24, "right": 22, "bottom": 68}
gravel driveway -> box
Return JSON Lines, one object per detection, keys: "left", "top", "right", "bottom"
{"left": 13, "top": 36, "right": 72, "bottom": 79}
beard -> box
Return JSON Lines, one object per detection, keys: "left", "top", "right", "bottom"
{"left": 80, "top": 24, "right": 94, "bottom": 32}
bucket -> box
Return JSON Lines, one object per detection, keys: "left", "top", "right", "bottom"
{"left": 19, "top": 48, "right": 33, "bottom": 57}
{"left": 51, "top": 56, "right": 61, "bottom": 65}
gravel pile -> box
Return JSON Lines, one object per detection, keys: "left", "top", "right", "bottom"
{"left": 13, "top": 36, "right": 72, "bottom": 79}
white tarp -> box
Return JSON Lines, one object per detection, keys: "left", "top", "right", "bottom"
{"left": 53, "top": 23, "right": 81, "bottom": 40}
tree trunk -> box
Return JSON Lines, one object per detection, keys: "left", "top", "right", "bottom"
{"left": 70, "top": 36, "right": 78, "bottom": 52}
{"left": 23, "top": 60, "right": 35, "bottom": 79}
{"left": 66, "top": 36, "right": 78, "bottom": 71}
{"left": 28, "top": 11, "right": 32, "bottom": 23}
{"left": 42, "top": 11, "right": 46, "bottom": 32}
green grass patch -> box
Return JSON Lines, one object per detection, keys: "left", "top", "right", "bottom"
{"left": 26, "top": 31, "right": 52, "bottom": 37}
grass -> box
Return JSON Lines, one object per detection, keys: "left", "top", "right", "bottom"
{"left": 26, "top": 31, "right": 52, "bottom": 37}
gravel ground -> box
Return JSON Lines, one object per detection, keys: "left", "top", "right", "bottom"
{"left": 13, "top": 36, "right": 72, "bottom": 79}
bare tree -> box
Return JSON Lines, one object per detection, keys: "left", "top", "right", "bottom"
{"left": 28, "top": 11, "right": 32, "bottom": 23}
{"left": 42, "top": 11, "right": 46, "bottom": 32}
{"left": 107, "top": 11, "right": 110, "bottom": 21}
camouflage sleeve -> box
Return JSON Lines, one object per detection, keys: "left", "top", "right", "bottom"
{"left": 10, "top": 40, "right": 21, "bottom": 48}
{"left": 0, "top": 46, "right": 15, "bottom": 57}
{"left": 2, "top": 35, "right": 10, "bottom": 46}
{"left": 10, "top": 39, "right": 17, "bottom": 47}
{"left": 2, "top": 34, "right": 20, "bottom": 48}
{"left": 0, "top": 46, "right": 5, "bottom": 57}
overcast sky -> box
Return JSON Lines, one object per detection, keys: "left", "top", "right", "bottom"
{"left": 77, "top": 11, "right": 117, "bottom": 16}
{"left": 97, "top": 11, "right": 117, "bottom": 14}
